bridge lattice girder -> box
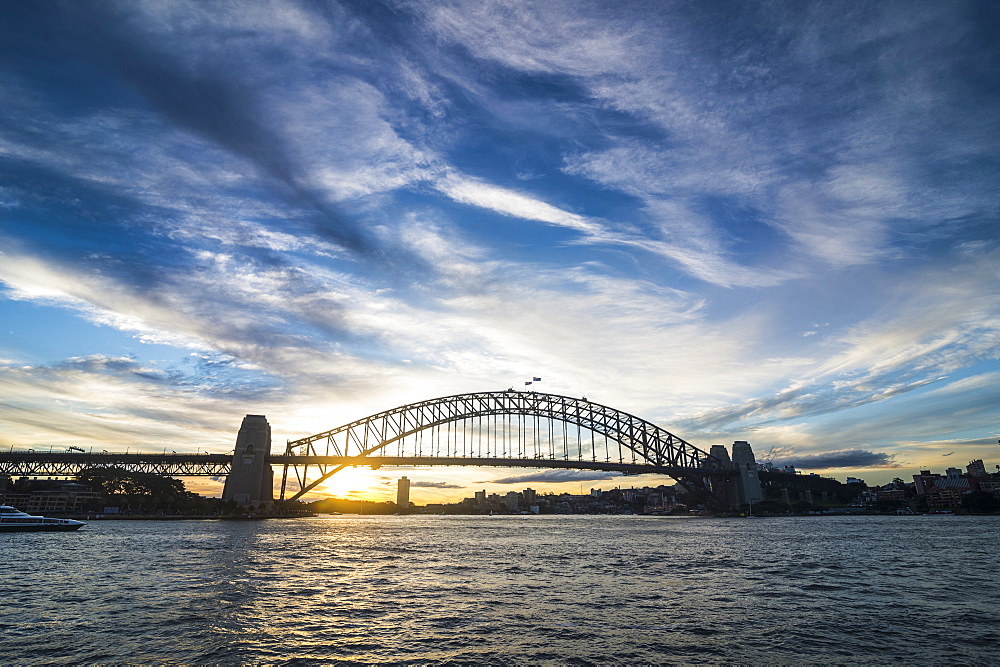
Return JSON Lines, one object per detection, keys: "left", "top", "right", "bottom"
{"left": 282, "top": 390, "right": 727, "bottom": 506}
{"left": 289, "top": 391, "right": 710, "bottom": 467}
{"left": 0, "top": 453, "right": 232, "bottom": 477}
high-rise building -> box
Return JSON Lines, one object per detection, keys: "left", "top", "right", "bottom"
{"left": 505, "top": 491, "right": 520, "bottom": 511}
{"left": 397, "top": 476, "right": 410, "bottom": 509}
{"left": 474, "top": 490, "right": 486, "bottom": 503}
{"left": 967, "top": 459, "right": 987, "bottom": 477}
{"left": 523, "top": 488, "right": 537, "bottom": 504}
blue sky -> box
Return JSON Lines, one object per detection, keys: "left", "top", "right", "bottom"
{"left": 1, "top": 0, "right": 998, "bottom": 501}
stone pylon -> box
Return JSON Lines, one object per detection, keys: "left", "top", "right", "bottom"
{"left": 731, "top": 440, "right": 764, "bottom": 506}
{"left": 222, "top": 414, "right": 274, "bottom": 508}
{"left": 707, "top": 445, "right": 735, "bottom": 507}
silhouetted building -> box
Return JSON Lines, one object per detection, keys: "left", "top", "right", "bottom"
{"left": 397, "top": 476, "right": 410, "bottom": 509}
{"left": 1, "top": 479, "right": 99, "bottom": 514}
{"left": 968, "top": 459, "right": 987, "bottom": 477}
{"left": 926, "top": 487, "right": 967, "bottom": 511}
{"left": 913, "top": 470, "right": 943, "bottom": 495}
{"left": 505, "top": 491, "right": 519, "bottom": 511}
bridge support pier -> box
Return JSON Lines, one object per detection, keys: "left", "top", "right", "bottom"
{"left": 222, "top": 414, "right": 274, "bottom": 509}
{"left": 731, "top": 441, "right": 764, "bottom": 507}
{"left": 708, "top": 440, "right": 764, "bottom": 509}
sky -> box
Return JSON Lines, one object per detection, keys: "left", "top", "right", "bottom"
{"left": 1, "top": 0, "right": 998, "bottom": 503}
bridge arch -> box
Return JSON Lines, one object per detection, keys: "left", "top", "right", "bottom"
{"left": 279, "top": 390, "right": 729, "bottom": 508}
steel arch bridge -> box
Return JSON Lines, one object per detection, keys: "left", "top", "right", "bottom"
{"left": 277, "top": 390, "right": 731, "bottom": 508}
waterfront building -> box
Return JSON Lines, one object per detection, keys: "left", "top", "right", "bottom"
{"left": 504, "top": 491, "right": 519, "bottom": 511}
{"left": 913, "top": 470, "right": 944, "bottom": 495}
{"left": 967, "top": 459, "right": 987, "bottom": 477}
{"left": 926, "top": 486, "right": 967, "bottom": 511}
{"left": 1, "top": 479, "right": 100, "bottom": 514}
{"left": 396, "top": 476, "right": 410, "bottom": 509}
{"left": 877, "top": 488, "right": 906, "bottom": 502}
{"left": 978, "top": 475, "right": 1000, "bottom": 495}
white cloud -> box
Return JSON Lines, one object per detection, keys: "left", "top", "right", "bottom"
{"left": 435, "top": 172, "right": 600, "bottom": 234}
{"left": 421, "top": 0, "right": 641, "bottom": 77}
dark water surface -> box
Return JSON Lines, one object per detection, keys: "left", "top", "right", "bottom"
{"left": 2, "top": 514, "right": 998, "bottom": 664}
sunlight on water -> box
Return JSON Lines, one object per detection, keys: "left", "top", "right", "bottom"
{"left": 2, "top": 515, "right": 998, "bottom": 664}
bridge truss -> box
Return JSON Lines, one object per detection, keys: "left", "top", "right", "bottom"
{"left": 0, "top": 391, "right": 734, "bottom": 510}
{"left": 279, "top": 390, "right": 730, "bottom": 508}
{"left": 0, "top": 453, "right": 232, "bottom": 477}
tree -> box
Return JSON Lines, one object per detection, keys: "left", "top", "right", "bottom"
{"left": 876, "top": 497, "right": 904, "bottom": 513}
{"left": 891, "top": 477, "right": 917, "bottom": 498}
{"left": 76, "top": 467, "right": 189, "bottom": 513}
{"left": 962, "top": 491, "right": 999, "bottom": 514}
{"left": 76, "top": 467, "right": 184, "bottom": 497}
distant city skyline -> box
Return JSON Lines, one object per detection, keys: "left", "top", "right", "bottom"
{"left": 1, "top": 1, "right": 998, "bottom": 502}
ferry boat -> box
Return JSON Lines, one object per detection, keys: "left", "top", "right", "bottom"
{"left": 0, "top": 505, "right": 86, "bottom": 532}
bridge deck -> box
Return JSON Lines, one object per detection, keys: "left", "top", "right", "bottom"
{"left": 273, "top": 455, "right": 726, "bottom": 477}
{"left": 0, "top": 452, "right": 724, "bottom": 477}
{"left": 0, "top": 453, "right": 231, "bottom": 476}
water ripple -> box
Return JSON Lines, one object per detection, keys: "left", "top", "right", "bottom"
{"left": 2, "top": 515, "right": 999, "bottom": 663}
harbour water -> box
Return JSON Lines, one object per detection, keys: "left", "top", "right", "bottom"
{"left": 2, "top": 514, "right": 998, "bottom": 664}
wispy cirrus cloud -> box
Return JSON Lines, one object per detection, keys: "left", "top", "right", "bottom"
{"left": 488, "top": 470, "right": 622, "bottom": 485}
{"left": 1, "top": 0, "right": 997, "bottom": 497}
{"left": 435, "top": 172, "right": 601, "bottom": 234}
{"left": 0, "top": 354, "right": 270, "bottom": 451}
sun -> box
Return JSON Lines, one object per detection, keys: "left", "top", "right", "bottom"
{"left": 314, "top": 466, "right": 387, "bottom": 500}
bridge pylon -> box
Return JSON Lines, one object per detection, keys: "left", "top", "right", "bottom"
{"left": 707, "top": 441, "right": 764, "bottom": 508}
{"left": 222, "top": 414, "right": 274, "bottom": 509}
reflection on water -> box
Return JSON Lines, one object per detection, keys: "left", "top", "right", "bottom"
{"left": 2, "top": 515, "right": 998, "bottom": 663}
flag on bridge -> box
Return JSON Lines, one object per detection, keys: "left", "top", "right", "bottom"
{"left": 525, "top": 381, "right": 532, "bottom": 385}
{"left": 533, "top": 377, "right": 542, "bottom": 381}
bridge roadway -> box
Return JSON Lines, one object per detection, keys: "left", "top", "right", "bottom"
{"left": 0, "top": 452, "right": 232, "bottom": 477}
{"left": 0, "top": 451, "right": 726, "bottom": 479}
